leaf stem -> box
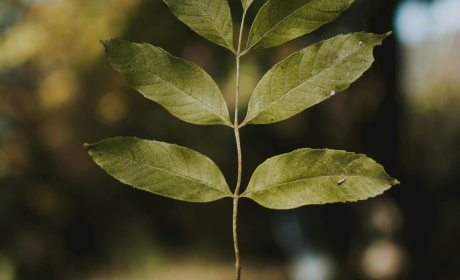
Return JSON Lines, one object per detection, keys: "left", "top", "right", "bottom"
{"left": 237, "top": 13, "right": 246, "bottom": 55}
{"left": 233, "top": 10, "right": 247, "bottom": 280}
{"left": 233, "top": 195, "right": 242, "bottom": 280}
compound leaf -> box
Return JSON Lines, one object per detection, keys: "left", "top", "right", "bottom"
{"left": 102, "top": 39, "right": 232, "bottom": 126}
{"left": 244, "top": 0, "right": 355, "bottom": 53}
{"left": 163, "top": 0, "right": 235, "bottom": 52}
{"left": 241, "top": 0, "right": 254, "bottom": 11}
{"left": 85, "top": 137, "right": 233, "bottom": 203}
{"left": 242, "top": 32, "right": 390, "bottom": 126}
{"left": 242, "top": 149, "right": 399, "bottom": 210}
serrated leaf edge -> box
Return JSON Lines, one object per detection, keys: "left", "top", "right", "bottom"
{"left": 241, "top": 148, "right": 399, "bottom": 210}
{"left": 101, "top": 39, "right": 233, "bottom": 127}
{"left": 244, "top": 0, "right": 355, "bottom": 53}
{"left": 241, "top": 32, "right": 391, "bottom": 126}
{"left": 163, "top": 0, "right": 235, "bottom": 53}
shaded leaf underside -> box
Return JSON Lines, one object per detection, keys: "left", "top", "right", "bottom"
{"left": 242, "top": 149, "right": 399, "bottom": 209}
{"left": 243, "top": 32, "right": 390, "bottom": 125}
{"left": 86, "top": 137, "right": 232, "bottom": 202}
{"left": 102, "top": 39, "right": 232, "bottom": 126}
{"left": 163, "top": 0, "right": 235, "bottom": 52}
{"left": 245, "top": 0, "right": 355, "bottom": 52}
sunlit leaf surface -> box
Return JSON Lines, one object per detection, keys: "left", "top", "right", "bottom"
{"left": 244, "top": 0, "right": 354, "bottom": 52}
{"left": 163, "top": 0, "right": 235, "bottom": 52}
{"left": 103, "top": 39, "right": 232, "bottom": 126}
{"left": 86, "top": 137, "right": 233, "bottom": 202}
{"left": 242, "top": 148, "right": 399, "bottom": 209}
{"left": 242, "top": 32, "right": 390, "bottom": 125}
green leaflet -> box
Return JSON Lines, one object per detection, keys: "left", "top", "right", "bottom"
{"left": 102, "top": 39, "right": 232, "bottom": 126}
{"left": 163, "top": 0, "right": 235, "bottom": 52}
{"left": 241, "top": 0, "right": 254, "bottom": 11}
{"left": 244, "top": 0, "right": 355, "bottom": 53}
{"left": 242, "top": 149, "right": 399, "bottom": 210}
{"left": 242, "top": 32, "right": 390, "bottom": 126}
{"left": 85, "top": 137, "right": 233, "bottom": 203}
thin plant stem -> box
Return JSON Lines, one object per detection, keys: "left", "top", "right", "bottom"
{"left": 233, "top": 190, "right": 242, "bottom": 280}
{"left": 233, "top": 10, "right": 246, "bottom": 280}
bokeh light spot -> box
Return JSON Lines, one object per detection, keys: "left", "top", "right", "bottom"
{"left": 39, "top": 70, "right": 77, "bottom": 111}
{"left": 96, "top": 91, "right": 128, "bottom": 125}
{"left": 361, "top": 240, "right": 404, "bottom": 279}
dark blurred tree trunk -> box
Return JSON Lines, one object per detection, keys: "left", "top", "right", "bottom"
{"left": 364, "top": 0, "right": 400, "bottom": 175}
{"left": 365, "top": 1, "right": 432, "bottom": 279}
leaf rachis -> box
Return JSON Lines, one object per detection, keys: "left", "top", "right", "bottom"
{"left": 86, "top": 1, "right": 399, "bottom": 279}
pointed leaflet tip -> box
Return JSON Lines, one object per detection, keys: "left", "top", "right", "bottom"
{"left": 390, "top": 178, "right": 401, "bottom": 185}
{"left": 83, "top": 143, "right": 90, "bottom": 149}
{"left": 100, "top": 39, "right": 110, "bottom": 45}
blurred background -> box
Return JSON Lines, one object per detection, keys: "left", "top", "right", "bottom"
{"left": 1, "top": 0, "right": 460, "bottom": 279}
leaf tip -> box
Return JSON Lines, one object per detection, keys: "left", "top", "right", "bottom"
{"left": 100, "top": 39, "right": 110, "bottom": 46}
{"left": 390, "top": 178, "right": 400, "bottom": 186}
{"left": 101, "top": 38, "right": 121, "bottom": 48}
{"left": 383, "top": 31, "right": 393, "bottom": 39}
